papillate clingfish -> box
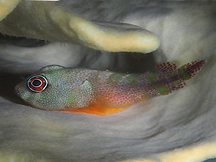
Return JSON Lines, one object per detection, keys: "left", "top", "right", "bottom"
{"left": 15, "top": 60, "right": 205, "bottom": 116}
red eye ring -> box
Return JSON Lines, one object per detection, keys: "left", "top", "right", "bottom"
{"left": 27, "top": 75, "right": 48, "bottom": 93}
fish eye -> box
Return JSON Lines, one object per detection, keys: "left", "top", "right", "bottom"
{"left": 27, "top": 75, "right": 48, "bottom": 92}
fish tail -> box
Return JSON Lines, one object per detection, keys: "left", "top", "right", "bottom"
{"left": 177, "top": 60, "right": 206, "bottom": 80}
{"left": 151, "top": 60, "right": 205, "bottom": 95}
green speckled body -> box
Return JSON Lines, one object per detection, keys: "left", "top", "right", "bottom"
{"left": 15, "top": 60, "right": 205, "bottom": 112}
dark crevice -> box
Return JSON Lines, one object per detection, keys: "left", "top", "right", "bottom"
{"left": 0, "top": 33, "right": 49, "bottom": 47}
{"left": 0, "top": 72, "right": 30, "bottom": 105}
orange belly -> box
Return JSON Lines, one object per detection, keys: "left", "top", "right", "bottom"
{"left": 64, "top": 106, "right": 126, "bottom": 116}
{"left": 60, "top": 99, "right": 126, "bottom": 115}
{"left": 59, "top": 98, "right": 148, "bottom": 116}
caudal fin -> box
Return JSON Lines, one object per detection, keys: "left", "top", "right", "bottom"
{"left": 151, "top": 60, "right": 206, "bottom": 95}
{"left": 178, "top": 60, "right": 206, "bottom": 80}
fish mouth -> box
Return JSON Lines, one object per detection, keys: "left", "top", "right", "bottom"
{"left": 14, "top": 81, "right": 26, "bottom": 97}
{"left": 14, "top": 83, "right": 21, "bottom": 97}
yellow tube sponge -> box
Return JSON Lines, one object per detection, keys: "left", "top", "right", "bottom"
{"left": 0, "top": 1, "right": 159, "bottom": 53}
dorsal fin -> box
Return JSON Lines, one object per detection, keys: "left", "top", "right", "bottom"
{"left": 38, "top": 65, "right": 65, "bottom": 72}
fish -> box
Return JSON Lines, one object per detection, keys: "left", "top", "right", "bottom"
{"left": 15, "top": 60, "right": 205, "bottom": 116}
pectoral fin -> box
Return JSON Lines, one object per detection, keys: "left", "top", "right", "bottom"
{"left": 63, "top": 80, "right": 127, "bottom": 116}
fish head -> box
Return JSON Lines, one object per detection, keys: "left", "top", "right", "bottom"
{"left": 15, "top": 65, "right": 94, "bottom": 111}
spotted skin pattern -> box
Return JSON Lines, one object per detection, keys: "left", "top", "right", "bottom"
{"left": 15, "top": 60, "right": 205, "bottom": 115}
